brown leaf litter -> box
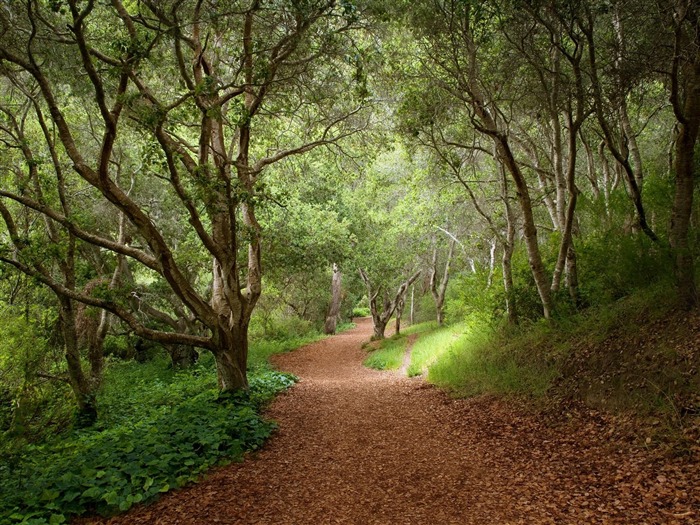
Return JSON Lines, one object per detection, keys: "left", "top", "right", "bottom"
{"left": 77, "top": 318, "right": 699, "bottom": 524}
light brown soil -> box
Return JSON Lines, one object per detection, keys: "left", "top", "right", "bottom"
{"left": 85, "top": 318, "right": 699, "bottom": 524}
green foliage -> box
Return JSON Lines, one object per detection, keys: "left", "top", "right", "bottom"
{"left": 351, "top": 305, "right": 371, "bottom": 318}
{"left": 427, "top": 320, "right": 557, "bottom": 398}
{"left": 0, "top": 338, "right": 303, "bottom": 524}
{"left": 0, "top": 303, "right": 72, "bottom": 441}
{"left": 576, "top": 232, "right": 673, "bottom": 307}
{"left": 0, "top": 385, "right": 285, "bottom": 523}
{"left": 363, "top": 334, "right": 407, "bottom": 370}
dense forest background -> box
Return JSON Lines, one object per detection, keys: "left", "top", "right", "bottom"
{"left": 0, "top": 0, "right": 698, "bottom": 522}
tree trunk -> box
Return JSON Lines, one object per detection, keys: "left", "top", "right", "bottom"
{"left": 502, "top": 241, "right": 518, "bottom": 325}
{"left": 213, "top": 324, "right": 249, "bottom": 391}
{"left": 168, "top": 345, "right": 199, "bottom": 368}
{"left": 360, "top": 268, "right": 421, "bottom": 340}
{"left": 395, "top": 295, "right": 405, "bottom": 335}
{"left": 59, "top": 297, "right": 98, "bottom": 426}
{"left": 565, "top": 244, "right": 580, "bottom": 306}
{"left": 668, "top": 3, "right": 700, "bottom": 309}
{"left": 409, "top": 285, "right": 415, "bottom": 326}
{"left": 373, "top": 319, "right": 388, "bottom": 340}
{"left": 498, "top": 160, "right": 518, "bottom": 325}
{"left": 430, "top": 239, "right": 455, "bottom": 327}
{"left": 324, "top": 263, "right": 342, "bottom": 335}
{"left": 487, "top": 238, "right": 497, "bottom": 288}
{"left": 497, "top": 139, "right": 553, "bottom": 319}
{"left": 670, "top": 102, "right": 699, "bottom": 309}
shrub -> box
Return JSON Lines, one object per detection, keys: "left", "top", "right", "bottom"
{"left": 351, "top": 306, "right": 370, "bottom": 318}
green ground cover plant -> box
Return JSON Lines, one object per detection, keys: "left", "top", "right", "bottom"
{"left": 0, "top": 331, "right": 323, "bottom": 525}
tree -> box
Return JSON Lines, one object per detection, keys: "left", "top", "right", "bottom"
{"left": 665, "top": 0, "right": 700, "bottom": 308}
{"left": 429, "top": 237, "right": 455, "bottom": 326}
{"left": 408, "top": 0, "right": 555, "bottom": 319}
{"left": 0, "top": 0, "right": 368, "bottom": 392}
{"left": 359, "top": 267, "right": 421, "bottom": 339}
{"left": 325, "top": 263, "right": 343, "bottom": 334}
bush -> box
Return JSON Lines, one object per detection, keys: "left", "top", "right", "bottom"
{"left": 351, "top": 306, "right": 370, "bottom": 318}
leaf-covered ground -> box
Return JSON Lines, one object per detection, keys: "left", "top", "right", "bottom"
{"left": 80, "top": 318, "right": 699, "bottom": 524}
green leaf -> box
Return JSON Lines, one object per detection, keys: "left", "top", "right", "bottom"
{"left": 143, "top": 477, "right": 154, "bottom": 491}
{"left": 103, "top": 490, "right": 119, "bottom": 506}
{"left": 81, "top": 486, "right": 102, "bottom": 499}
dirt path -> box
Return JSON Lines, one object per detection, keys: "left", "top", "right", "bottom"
{"left": 89, "top": 318, "right": 699, "bottom": 524}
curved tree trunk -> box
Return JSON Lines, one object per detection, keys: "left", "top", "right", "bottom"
{"left": 395, "top": 294, "right": 405, "bottom": 335}
{"left": 360, "top": 269, "right": 421, "bottom": 340}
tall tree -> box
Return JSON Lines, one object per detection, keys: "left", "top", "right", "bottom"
{"left": 666, "top": 0, "right": 700, "bottom": 308}
{"left": 0, "top": 0, "right": 368, "bottom": 391}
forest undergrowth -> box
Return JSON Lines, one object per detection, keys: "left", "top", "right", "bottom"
{"left": 0, "top": 327, "right": 347, "bottom": 525}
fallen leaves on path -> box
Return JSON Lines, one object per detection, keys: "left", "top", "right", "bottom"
{"left": 78, "top": 319, "right": 699, "bottom": 524}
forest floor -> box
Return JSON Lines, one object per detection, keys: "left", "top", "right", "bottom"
{"left": 82, "top": 318, "right": 699, "bottom": 525}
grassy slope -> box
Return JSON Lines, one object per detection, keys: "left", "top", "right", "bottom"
{"left": 357, "top": 288, "right": 699, "bottom": 423}
{"left": 422, "top": 286, "right": 700, "bottom": 421}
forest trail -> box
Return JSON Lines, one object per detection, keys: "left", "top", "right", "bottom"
{"left": 87, "top": 318, "right": 698, "bottom": 524}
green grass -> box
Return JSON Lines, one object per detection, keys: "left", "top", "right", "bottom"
{"left": 363, "top": 321, "right": 437, "bottom": 371}
{"left": 427, "top": 330, "right": 558, "bottom": 398}
{"left": 0, "top": 329, "right": 329, "bottom": 525}
{"left": 424, "top": 283, "right": 687, "bottom": 407}
{"left": 401, "top": 320, "right": 437, "bottom": 336}
{"left": 407, "top": 322, "right": 468, "bottom": 377}
{"left": 364, "top": 335, "right": 407, "bottom": 370}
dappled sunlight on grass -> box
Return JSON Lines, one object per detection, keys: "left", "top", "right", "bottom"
{"left": 407, "top": 322, "right": 471, "bottom": 377}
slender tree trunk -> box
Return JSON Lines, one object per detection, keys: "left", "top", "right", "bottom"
{"left": 487, "top": 238, "right": 497, "bottom": 288}
{"left": 409, "top": 285, "right": 415, "bottom": 326}
{"left": 551, "top": 112, "right": 581, "bottom": 298}
{"left": 499, "top": 165, "right": 519, "bottom": 325}
{"left": 581, "top": 132, "right": 601, "bottom": 200}
{"left": 497, "top": 140, "right": 553, "bottom": 319}
{"left": 430, "top": 239, "right": 455, "bottom": 326}
{"left": 324, "top": 263, "right": 342, "bottom": 335}
{"left": 565, "top": 244, "right": 580, "bottom": 305}
{"left": 502, "top": 241, "right": 517, "bottom": 325}
{"left": 670, "top": 100, "right": 699, "bottom": 309}
{"left": 395, "top": 295, "right": 405, "bottom": 335}
{"left": 599, "top": 140, "right": 612, "bottom": 215}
